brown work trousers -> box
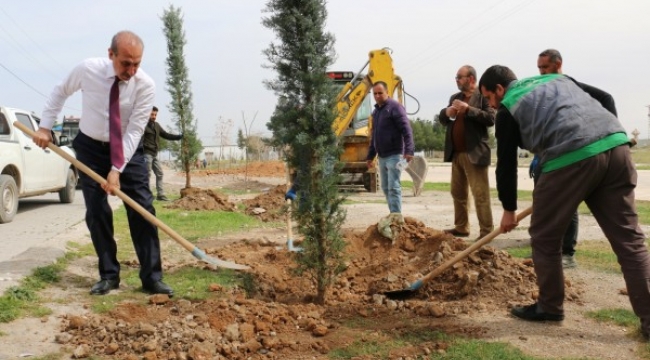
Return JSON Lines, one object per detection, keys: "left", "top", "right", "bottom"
{"left": 531, "top": 145, "right": 650, "bottom": 334}
{"left": 450, "top": 152, "right": 494, "bottom": 237}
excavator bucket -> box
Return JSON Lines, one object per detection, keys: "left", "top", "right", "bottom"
{"left": 405, "top": 156, "right": 428, "bottom": 197}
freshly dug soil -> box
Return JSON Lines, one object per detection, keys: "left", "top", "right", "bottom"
{"left": 55, "top": 216, "right": 562, "bottom": 359}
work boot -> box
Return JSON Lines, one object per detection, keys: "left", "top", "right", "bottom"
{"left": 562, "top": 255, "right": 578, "bottom": 269}
{"left": 157, "top": 195, "right": 170, "bottom": 202}
{"left": 443, "top": 228, "right": 469, "bottom": 237}
{"left": 510, "top": 302, "right": 564, "bottom": 322}
{"left": 90, "top": 278, "right": 120, "bottom": 295}
{"left": 143, "top": 280, "right": 174, "bottom": 297}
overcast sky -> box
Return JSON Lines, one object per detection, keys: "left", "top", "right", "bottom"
{"left": 1, "top": 0, "right": 649, "bottom": 144}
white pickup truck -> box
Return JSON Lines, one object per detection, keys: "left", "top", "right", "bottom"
{"left": 0, "top": 107, "right": 77, "bottom": 223}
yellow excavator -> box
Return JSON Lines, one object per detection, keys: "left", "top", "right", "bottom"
{"left": 330, "top": 48, "right": 427, "bottom": 196}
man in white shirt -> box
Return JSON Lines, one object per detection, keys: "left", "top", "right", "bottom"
{"left": 32, "top": 31, "right": 173, "bottom": 297}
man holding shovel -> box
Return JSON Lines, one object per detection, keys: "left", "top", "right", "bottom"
{"left": 32, "top": 30, "right": 173, "bottom": 297}
{"left": 479, "top": 65, "right": 650, "bottom": 340}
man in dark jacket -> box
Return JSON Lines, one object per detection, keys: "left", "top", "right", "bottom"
{"left": 439, "top": 65, "right": 496, "bottom": 239}
{"left": 143, "top": 106, "right": 182, "bottom": 201}
{"left": 533, "top": 49, "right": 618, "bottom": 269}
{"left": 366, "top": 81, "right": 414, "bottom": 214}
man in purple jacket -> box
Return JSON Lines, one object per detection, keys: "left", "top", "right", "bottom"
{"left": 366, "top": 81, "right": 414, "bottom": 214}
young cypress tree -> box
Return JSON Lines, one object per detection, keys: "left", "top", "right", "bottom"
{"left": 161, "top": 5, "right": 202, "bottom": 189}
{"left": 262, "top": 0, "right": 347, "bottom": 304}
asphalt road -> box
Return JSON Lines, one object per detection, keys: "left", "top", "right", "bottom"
{"left": 1, "top": 191, "right": 86, "bottom": 262}
{"left": 0, "top": 190, "right": 120, "bottom": 293}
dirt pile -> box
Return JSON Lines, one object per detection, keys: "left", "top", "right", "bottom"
{"left": 211, "top": 216, "right": 564, "bottom": 312}
{"left": 57, "top": 218, "right": 584, "bottom": 359}
{"left": 201, "top": 161, "right": 286, "bottom": 178}
{"left": 242, "top": 185, "right": 288, "bottom": 222}
{"left": 165, "top": 188, "right": 236, "bottom": 212}
{"left": 58, "top": 297, "right": 336, "bottom": 360}
{"left": 161, "top": 184, "right": 288, "bottom": 222}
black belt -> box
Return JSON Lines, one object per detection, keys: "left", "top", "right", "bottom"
{"left": 78, "top": 131, "right": 144, "bottom": 151}
{"left": 78, "top": 131, "right": 110, "bottom": 147}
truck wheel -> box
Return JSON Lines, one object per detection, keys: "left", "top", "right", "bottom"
{"left": 363, "top": 172, "right": 379, "bottom": 193}
{"left": 59, "top": 168, "right": 77, "bottom": 204}
{"left": 0, "top": 175, "right": 18, "bottom": 224}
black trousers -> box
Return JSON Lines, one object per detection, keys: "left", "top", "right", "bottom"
{"left": 533, "top": 167, "right": 578, "bottom": 256}
{"left": 73, "top": 132, "right": 162, "bottom": 286}
{"left": 531, "top": 145, "right": 650, "bottom": 335}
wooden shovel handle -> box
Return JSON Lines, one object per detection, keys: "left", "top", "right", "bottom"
{"left": 421, "top": 206, "right": 533, "bottom": 284}
{"left": 13, "top": 121, "right": 196, "bottom": 253}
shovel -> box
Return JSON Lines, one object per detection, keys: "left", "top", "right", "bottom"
{"left": 276, "top": 162, "right": 302, "bottom": 252}
{"left": 13, "top": 121, "right": 249, "bottom": 271}
{"left": 404, "top": 156, "right": 428, "bottom": 197}
{"left": 284, "top": 199, "right": 302, "bottom": 252}
{"left": 384, "top": 206, "right": 532, "bottom": 300}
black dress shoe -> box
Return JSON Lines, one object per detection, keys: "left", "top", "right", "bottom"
{"left": 90, "top": 278, "right": 120, "bottom": 295}
{"left": 443, "top": 228, "right": 470, "bottom": 237}
{"left": 143, "top": 280, "right": 174, "bottom": 297}
{"left": 157, "top": 195, "right": 170, "bottom": 201}
{"left": 511, "top": 303, "right": 564, "bottom": 322}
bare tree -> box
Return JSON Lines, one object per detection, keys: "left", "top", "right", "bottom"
{"left": 214, "top": 116, "right": 233, "bottom": 167}
{"left": 241, "top": 111, "right": 258, "bottom": 185}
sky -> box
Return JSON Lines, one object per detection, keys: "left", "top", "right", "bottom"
{"left": 1, "top": 0, "right": 650, "bottom": 145}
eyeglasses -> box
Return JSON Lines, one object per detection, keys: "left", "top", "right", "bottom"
{"left": 455, "top": 75, "right": 470, "bottom": 80}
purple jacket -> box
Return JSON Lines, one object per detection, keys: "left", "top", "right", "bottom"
{"left": 367, "top": 97, "right": 414, "bottom": 160}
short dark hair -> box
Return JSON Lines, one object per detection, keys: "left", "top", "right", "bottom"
{"left": 373, "top": 81, "right": 388, "bottom": 91}
{"left": 538, "top": 48, "right": 562, "bottom": 63}
{"left": 152, "top": 106, "right": 158, "bottom": 112}
{"left": 478, "top": 65, "right": 518, "bottom": 92}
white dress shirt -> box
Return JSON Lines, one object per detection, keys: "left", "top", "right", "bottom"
{"left": 41, "top": 58, "right": 155, "bottom": 172}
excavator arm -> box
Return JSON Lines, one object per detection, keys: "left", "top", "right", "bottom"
{"left": 331, "top": 49, "right": 403, "bottom": 137}
{"left": 330, "top": 48, "right": 427, "bottom": 196}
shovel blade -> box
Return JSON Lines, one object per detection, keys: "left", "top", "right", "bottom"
{"left": 191, "top": 247, "right": 250, "bottom": 270}
{"left": 202, "top": 256, "right": 251, "bottom": 270}
{"left": 275, "top": 239, "right": 303, "bottom": 252}
{"left": 383, "top": 279, "right": 423, "bottom": 300}
{"left": 405, "top": 156, "right": 428, "bottom": 197}
{"left": 384, "top": 289, "right": 417, "bottom": 300}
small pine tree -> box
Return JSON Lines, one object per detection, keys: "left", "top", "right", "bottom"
{"left": 236, "top": 129, "right": 246, "bottom": 151}
{"left": 262, "top": 0, "right": 347, "bottom": 305}
{"left": 161, "top": 5, "right": 202, "bottom": 189}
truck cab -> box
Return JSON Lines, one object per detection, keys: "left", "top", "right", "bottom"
{"left": 0, "top": 107, "right": 78, "bottom": 223}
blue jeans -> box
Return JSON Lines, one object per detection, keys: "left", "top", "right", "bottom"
{"left": 378, "top": 154, "right": 402, "bottom": 213}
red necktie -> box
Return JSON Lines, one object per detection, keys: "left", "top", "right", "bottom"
{"left": 109, "top": 77, "right": 125, "bottom": 169}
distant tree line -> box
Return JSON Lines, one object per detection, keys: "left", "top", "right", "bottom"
{"left": 410, "top": 115, "right": 445, "bottom": 157}
{"left": 162, "top": 114, "right": 491, "bottom": 163}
